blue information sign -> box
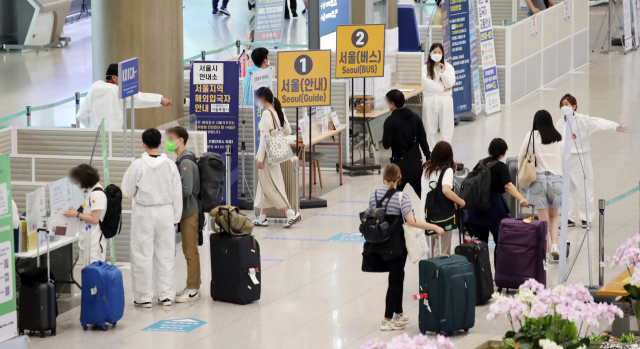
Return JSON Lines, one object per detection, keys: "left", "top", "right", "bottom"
{"left": 143, "top": 318, "right": 206, "bottom": 333}
{"left": 326, "top": 233, "right": 366, "bottom": 243}
{"left": 118, "top": 58, "right": 139, "bottom": 99}
{"left": 255, "top": 0, "right": 285, "bottom": 43}
{"left": 189, "top": 61, "right": 240, "bottom": 206}
{"left": 442, "top": 0, "right": 473, "bottom": 115}
{"left": 319, "top": 0, "right": 350, "bottom": 37}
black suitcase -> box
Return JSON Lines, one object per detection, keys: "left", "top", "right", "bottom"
{"left": 454, "top": 241, "right": 493, "bottom": 305}
{"left": 18, "top": 229, "right": 57, "bottom": 337}
{"left": 210, "top": 233, "right": 261, "bottom": 304}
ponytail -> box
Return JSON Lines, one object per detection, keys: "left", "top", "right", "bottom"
{"left": 272, "top": 97, "right": 285, "bottom": 127}
{"left": 382, "top": 163, "right": 401, "bottom": 189}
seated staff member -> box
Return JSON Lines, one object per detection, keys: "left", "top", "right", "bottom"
{"left": 422, "top": 43, "right": 456, "bottom": 148}
{"left": 365, "top": 164, "right": 444, "bottom": 331}
{"left": 464, "top": 138, "right": 529, "bottom": 259}
{"left": 555, "top": 94, "right": 630, "bottom": 228}
{"left": 63, "top": 164, "right": 107, "bottom": 265}
{"left": 382, "top": 89, "right": 430, "bottom": 197}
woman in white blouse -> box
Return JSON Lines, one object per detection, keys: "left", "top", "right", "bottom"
{"left": 253, "top": 87, "right": 301, "bottom": 228}
{"left": 518, "top": 110, "right": 564, "bottom": 260}
{"left": 421, "top": 43, "right": 456, "bottom": 147}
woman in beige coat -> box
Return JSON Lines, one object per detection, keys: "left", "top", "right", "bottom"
{"left": 253, "top": 87, "right": 301, "bottom": 228}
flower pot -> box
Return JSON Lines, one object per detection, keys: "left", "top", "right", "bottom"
{"left": 632, "top": 299, "right": 640, "bottom": 331}
{"left": 474, "top": 340, "right": 504, "bottom": 349}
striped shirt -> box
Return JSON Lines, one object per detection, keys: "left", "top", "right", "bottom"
{"left": 368, "top": 187, "right": 413, "bottom": 218}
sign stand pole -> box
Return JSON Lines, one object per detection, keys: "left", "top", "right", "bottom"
{"left": 350, "top": 78, "right": 354, "bottom": 167}
{"left": 122, "top": 99, "right": 127, "bottom": 157}
{"left": 363, "top": 77, "right": 366, "bottom": 167}
{"left": 308, "top": 106, "right": 312, "bottom": 200}
{"left": 295, "top": 108, "right": 299, "bottom": 157}
{"left": 131, "top": 96, "right": 135, "bottom": 157}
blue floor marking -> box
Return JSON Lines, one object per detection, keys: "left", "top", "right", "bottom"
{"left": 340, "top": 200, "right": 368, "bottom": 204}
{"left": 143, "top": 318, "right": 206, "bottom": 333}
{"left": 262, "top": 258, "right": 284, "bottom": 262}
{"left": 326, "top": 233, "right": 366, "bottom": 243}
{"left": 314, "top": 214, "right": 359, "bottom": 217}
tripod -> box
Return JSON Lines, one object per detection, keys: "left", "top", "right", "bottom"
{"left": 592, "top": 0, "right": 623, "bottom": 53}
{"left": 75, "top": 0, "right": 91, "bottom": 23}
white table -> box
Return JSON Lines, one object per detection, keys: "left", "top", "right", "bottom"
{"left": 15, "top": 235, "right": 81, "bottom": 294}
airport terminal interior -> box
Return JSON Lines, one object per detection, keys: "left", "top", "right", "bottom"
{"left": 1, "top": 0, "right": 639, "bottom": 348}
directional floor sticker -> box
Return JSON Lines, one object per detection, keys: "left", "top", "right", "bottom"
{"left": 326, "top": 233, "right": 366, "bottom": 243}
{"left": 143, "top": 318, "right": 206, "bottom": 333}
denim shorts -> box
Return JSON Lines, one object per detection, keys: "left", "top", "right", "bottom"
{"left": 526, "top": 172, "right": 563, "bottom": 210}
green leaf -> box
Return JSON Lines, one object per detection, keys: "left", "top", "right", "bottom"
{"left": 505, "top": 331, "right": 516, "bottom": 339}
{"left": 514, "top": 333, "right": 528, "bottom": 343}
{"left": 519, "top": 343, "right": 533, "bottom": 349}
{"left": 545, "top": 329, "right": 557, "bottom": 341}
{"left": 624, "top": 285, "right": 640, "bottom": 299}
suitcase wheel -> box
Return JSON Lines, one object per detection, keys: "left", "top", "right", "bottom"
{"left": 40, "top": 330, "right": 45, "bottom": 338}
{"left": 82, "top": 324, "right": 88, "bottom": 331}
{"left": 464, "top": 329, "right": 469, "bottom": 333}
{"left": 51, "top": 328, "right": 56, "bottom": 336}
{"left": 18, "top": 328, "right": 23, "bottom": 335}
{"left": 444, "top": 332, "right": 453, "bottom": 337}
{"left": 497, "top": 287, "right": 502, "bottom": 293}
{"left": 112, "top": 322, "right": 117, "bottom": 328}
{"left": 100, "top": 324, "right": 108, "bottom": 331}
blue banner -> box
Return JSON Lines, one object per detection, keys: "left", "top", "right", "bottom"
{"left": 118, "top": 58, "right": 139, "bottom": 99}
{"left": 189, "top": 61, "right": 239, "bottom": 206}
{"left": 255, "top": 0, "right": 285, "bottom": 43}
{"left": 442, "top": 0, "right": 473, "bottom": 115}
{"left": 468, "top": 0, "right": 483, "bottom": 115}
{"left": 319, "top": 0, "right": 350, "bottom": 37}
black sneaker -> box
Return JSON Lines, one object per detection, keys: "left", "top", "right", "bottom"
{"left": 134, "top": 301, "right": 152, "bottom": 308}
{"left": 284, "top": 12, "right": 290, "bottom": 19}
{"left": 292, "top": 11, "right": 298, "bottom": 17}
{"left": 212, "top": 9, "right": 219, "bottom": 14}
{"left": 219, "top": 7, "right": 230, "bottom": 16}
{"left": 564, "top": 220, "right": 575, "bottom": 228}
{"left": 582, "top": 220, "right": 588, "bottom": 228}
{"left": 158, "top": 298, "right": 172, "bottom": 306}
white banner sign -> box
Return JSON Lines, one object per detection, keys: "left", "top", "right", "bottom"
{"left": 477, "top": 0, "right": 502, "bottom": 114}
{"left": 530, "top": 15, "right": 539, "bottom": 36}
{"left": 563, "top": 1, "right": 570, "bottom": 20}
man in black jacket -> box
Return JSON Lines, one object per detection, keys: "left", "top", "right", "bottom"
{"left": 382, "top": 89, "right": 430, "bottom": 197}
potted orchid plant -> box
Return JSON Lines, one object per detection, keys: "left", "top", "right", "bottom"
{"left": 486, "top": 279, "right": 624, "bottom": 349}
{"left": 604, "top": 234, "right": 640, "bottom": 330}
{"left": 362, "top": 333, "right": 458, "bottom": 349}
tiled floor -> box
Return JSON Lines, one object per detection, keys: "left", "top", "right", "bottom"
{"left": 4, "top": 3, "right": 640, "bottom": 349}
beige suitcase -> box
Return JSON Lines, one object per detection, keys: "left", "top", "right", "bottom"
{"left": 253, "top": 158, "right": 299, "bottom": 218}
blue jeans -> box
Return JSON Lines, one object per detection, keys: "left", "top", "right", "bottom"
{"left": 526, "top": 172, "right": 563, "bottom": 209}
{"left": 212, "top": 0, "right": 229, "bottom": 11}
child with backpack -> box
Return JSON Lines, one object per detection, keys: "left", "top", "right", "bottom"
{"left": 418, "top": 141, "right": 466, "bottom": 257}
{"left": 63, "top": 164, "right": 108, "bottom": 264}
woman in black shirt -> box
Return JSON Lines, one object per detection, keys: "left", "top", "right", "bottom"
{"left": 464, "top": 138, "right": 529, "bottom": 252}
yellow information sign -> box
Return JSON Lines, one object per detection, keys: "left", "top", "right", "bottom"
{"left": 277, "top": 50, "right": 331, "bottom": 108}
{"left": 336, "top": 24, "right": 386, "bottom": 78}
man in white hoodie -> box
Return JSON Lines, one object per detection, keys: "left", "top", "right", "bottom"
{"left": 122, "top": 128, "right": 183, "bottom": 307}
{"left": 77, "top": 64, "right": 173, "bottom": 130}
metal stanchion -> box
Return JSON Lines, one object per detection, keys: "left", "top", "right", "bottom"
{"left": 201, "top": 51, "right": 206, "bottom": 61}
{"left": 225, "top": 145, "right": 232, "bottom": 205}
{"left": 75, "top": 92, "right": 81, "bottom": 114}
{"left": 131, "top": 97, "right": 135, "bottom": 157}
{"left": 599, "top": 199, "right": 605, "bottom": 286}
{"left": 26, "top": 106, "right": 31, "bottom": 126}
{"left": 122, "top": 99, "right": 127, "bottom": 157}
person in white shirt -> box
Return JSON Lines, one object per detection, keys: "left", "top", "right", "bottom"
{"left": 519, "top": 110, "right": 565, "bottom": 260}
{"left": 76, "top": 64, "right": 173, "bottom": 130}
{"left": 418, "top": 141, "right": 465, "bottom": 256}
{"left": 63, "top": 165, "right": 107, "bottom": 265}
{"left": 422, "top": 43, "right": 456, "bottom": 147}
{"left": 121, "top": 129, "right": 183, "bottom": 308}
{"left": 555, "top": 94, "right": 630, "bottom": 228}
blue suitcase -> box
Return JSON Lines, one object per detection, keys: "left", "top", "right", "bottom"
{"left": 80, "top": 225, "right": 124, "bottom": 331}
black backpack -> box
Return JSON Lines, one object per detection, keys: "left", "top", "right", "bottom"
{"left": 89, "top": 185, "right": 122, "bottom": 239}
{"left": 198, "top": 153, "right": 225, "bottom": 212}
{"left": 359, "top": 189, "right": 399, "bottom": 243}
{"left": 425, "top": 171, "right": 457, "bottom": 231}
{"left": 176, "top": 154, "right": 206, "bottom": 246}
{"left": 458, "top": 159, "right": 499, "bottom": 212}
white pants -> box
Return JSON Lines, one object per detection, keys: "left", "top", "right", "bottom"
{"left": 78, "top": 225, "right": 107, "bottom": 266}
{"left": 423, "top": 95, "right": 454, "bottom": 147}
{"left": 130, "top": 204, "right": 176, "bottom": 303}
{"left": 568, "top": 152, "right": 595, "bottom": 224}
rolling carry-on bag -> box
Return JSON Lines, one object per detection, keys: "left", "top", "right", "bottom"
{"left": 454, "top": 241, "right": 493, "bottom": 305}
{"left": 18, "top": 228, "right": 56, "bottom": 337}
{"left": 495, "top": 218, "right": 547, "bottom": 292}
{"left": 80, "top": 225, "right": 125, "bottom": 331}
{"left": 418, "top": 235, "right": 475, "bottom": 335}
{"left": 210, "top": 233, "right": 261, "bottom": 304}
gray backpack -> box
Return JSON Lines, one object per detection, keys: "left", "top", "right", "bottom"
{"left": 198, "top": 153, "right": 225, "bottom": 212}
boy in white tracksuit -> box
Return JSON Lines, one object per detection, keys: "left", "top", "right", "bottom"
{"left": 555, "top": 94, "right": 629, "bottom": 228}
{"left": 422, "top": 44, "right": 456, "bottom": 147}
{"left": 122, "top": 128, "right": 183, "bottom": 307}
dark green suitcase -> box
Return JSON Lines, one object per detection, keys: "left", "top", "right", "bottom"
{"left": 418, "top": 243, "right": 476, "bottom": 335}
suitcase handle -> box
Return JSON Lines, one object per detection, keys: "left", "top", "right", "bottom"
{"left": 37, "top": 228, "right": 51, "bottom": 283}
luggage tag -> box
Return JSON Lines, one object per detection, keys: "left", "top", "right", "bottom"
{"left": 248, "top": 268, "right": 260, "bottom": 284}
{"left": 415, "top": 286, "right": 432, "bottom": 312}
{"left": 523, "top": 216, "right": 534, "bottom": 224}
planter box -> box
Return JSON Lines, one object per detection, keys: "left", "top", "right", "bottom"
{"left": 475, "top": 340, "right": 504, "bottom": 349}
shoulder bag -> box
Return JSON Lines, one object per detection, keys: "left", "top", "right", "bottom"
{"left": 263, "top": 110, "right": 294, "bottom": 165}
{"left": 518, "top": 131, "right": 537, "bottom": 189}
{"left": 398, "top": 193, "right": 430, "bottom": 264}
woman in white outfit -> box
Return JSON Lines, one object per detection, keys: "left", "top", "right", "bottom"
{"left": 253, "top": 87, "right": 301, "bottom": 228}
{"left": 555, "top": 94, "right": 630, "bottom": 228}
{"left": 422, "top": 43, "right": 456, "bottom": 148}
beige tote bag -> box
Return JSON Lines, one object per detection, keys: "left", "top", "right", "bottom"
{"left": 518, "top": 131, "right": 537, "bottom": 188}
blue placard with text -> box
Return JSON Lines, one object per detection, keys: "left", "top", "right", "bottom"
{"left": 319, "top": 0, "right": 350, "bottom": 36}
{"left": 143, "top": 318, "right": 206, "bottom": 333}
{"left": 118, "top": 58, "right": 139, "bottom": 99}
{"left": 442, "top": 0, "right": 473, "bottom": 115}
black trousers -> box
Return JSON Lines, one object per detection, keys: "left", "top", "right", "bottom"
{"left": 466, "top": 222, "right": 498, "bottom": 261}
{"left": 397, "top": 175, "right": 422, "bottom": 198}
{"left": 383, "top": 254, "right": 407, "bottom": 319}
{"left": 285, "top": 0, "right": 297, "bottom": 16}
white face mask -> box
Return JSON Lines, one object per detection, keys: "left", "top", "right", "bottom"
{"left": 256, "top": 100, "right": 265, "bottom": 109}
{"left": 560, "top": 106, "right": 574, "bottom": 116}
{"left": 267, "top": 59, "right": 271, "bottom": 67}
{"left": 431, "top": 53, "right": 442, "bottom": 63}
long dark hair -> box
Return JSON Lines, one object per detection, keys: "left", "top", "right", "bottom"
{"left": 425, "top": 141, "right": 455, "bottom": 178}
{"left": 256, "top": 87, "right": 285, "bottom": 127}
{"left": 533, "top": 110, "right": 562, "bottom": 144}
{"left": 426, "top": 43, "right": 446, "bottom": 80}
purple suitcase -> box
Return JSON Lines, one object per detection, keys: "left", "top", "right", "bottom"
{"left": 495, "top": 218, "right": 547, "bottom": 291}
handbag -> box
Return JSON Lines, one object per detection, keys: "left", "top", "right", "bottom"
{"left": 518, "top": 131, "right": 537, "bottom": 189}
{"left": 398, "top": 194, "right": 430, "bottom": 264}
{"left": 263, "top": 110, "right": 294, "bottom": 165}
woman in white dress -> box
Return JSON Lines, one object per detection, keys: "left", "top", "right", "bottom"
{"left": 253, "top": 87, "right": 301, "bottom": 228}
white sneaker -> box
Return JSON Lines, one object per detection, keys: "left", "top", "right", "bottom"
{"left": 393, "top": 313, "right": 410, "bottom": 325}
{"left": 176, "top": 286, "right": 188, "bottom": 297}
{"left": 551, "top": 244, "right": 559, "bottom": 261}
{"left": 175, "top": 289, "right": 200, "bottom": 303}
{"left": 380, "top": 319, "right": 405, "bottom": 331}
{"left": 253, "top": 218, "right": 268, "bottom": 226}
{"left": 158, "top": 298, "right": 172, "bottom": 306}
{"left": 284, "top": 212, "right": 301, "bottom": 228}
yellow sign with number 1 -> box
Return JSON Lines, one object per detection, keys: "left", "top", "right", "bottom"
{"left": 277, "top": 50, "right": 332, "bottom": 108}
{"left": 335, "top": 24, "right": 386, "bottom": 78}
